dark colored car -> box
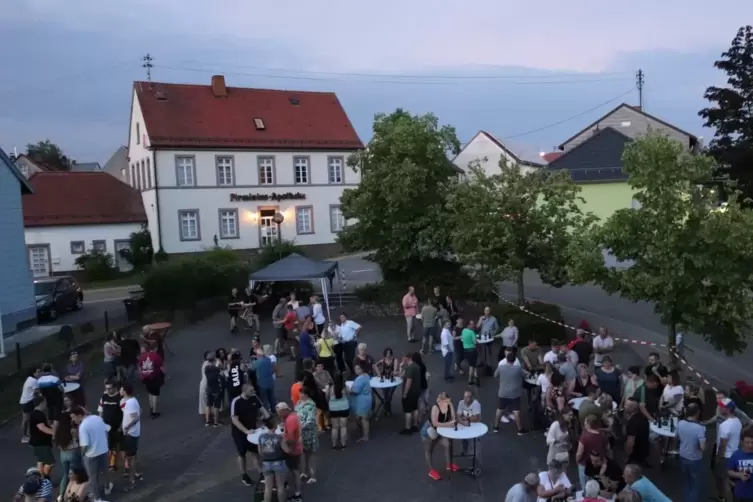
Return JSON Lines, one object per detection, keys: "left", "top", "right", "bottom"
{"left": 34, "top": 276, "right": 84, "bottom": 320}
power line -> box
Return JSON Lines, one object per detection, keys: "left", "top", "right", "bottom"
{"left": 501, "top": 88, "right": 636, "bottom": 140}
{"left": 0, "top": 59, "right": 139, "bottom": 96}
{"left": 173, "top": 60, "right": 633, "bottom": 81}
{"left": 153, "top": 64, "right": 631, "bottom": 86}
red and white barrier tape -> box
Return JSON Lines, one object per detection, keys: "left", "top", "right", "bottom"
{"left": 497, "top": 296, "right": 719, "bottom": 392}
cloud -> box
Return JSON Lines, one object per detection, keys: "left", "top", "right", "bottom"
{"left": 3, "top": 0, "right": 749, "bottom": 72}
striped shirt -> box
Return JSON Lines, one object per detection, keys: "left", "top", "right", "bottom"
{"left": 17, "top": 478, "right": 53, "bottom": 500}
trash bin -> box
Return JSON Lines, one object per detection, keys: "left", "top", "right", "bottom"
{"left": 123, "top": 296, "right": 146, "bottom": 322}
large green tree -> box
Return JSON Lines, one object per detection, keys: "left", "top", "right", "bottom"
{"left": 569, "top": 133, "right": 753, "bottom": 354}
{"left": 26, "top": 139, "right": 72, "bottom": 170}
{"left": 447, "top": 158, "right": 595, "bottom": 305}
{"left": 699, "top": 25, "right": 753, "bottom": 201}
{"left": 338, "top": 109, "right": 461, "bottom": 279}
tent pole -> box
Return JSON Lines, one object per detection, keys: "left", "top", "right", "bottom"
{"left": 249, "top": 280, "right": 255, "bottom": 291}
{"left": 338, "top": 269, "right": 343, "bottom": 307}
{"left": 321, "top": 278, "right": 331, "bottom": 320}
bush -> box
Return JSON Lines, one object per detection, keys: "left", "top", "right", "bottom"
{"left": 120, "top": 227, "right": 154, "bottom": 272}
{"left": 490, "top": 302, "right": 568, "bottom": 346}
{"left": 142, "top": 249, "right": 249, "bottom": 311}
{"left": 251, "top": 240, "right": 306, "bottom": 270}
{"left": 74, "top": 249, "right": 116, "bottom": 281}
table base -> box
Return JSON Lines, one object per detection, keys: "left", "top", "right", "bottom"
{"left": 448, "top": 438, "right": 482, "bottom": 486}
{"left": 371, "top": 387, "right": 396, "bottom": 421}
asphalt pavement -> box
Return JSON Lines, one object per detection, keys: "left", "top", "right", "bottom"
{"left": 0, "top": 311, "right": 683, "bottom": 502}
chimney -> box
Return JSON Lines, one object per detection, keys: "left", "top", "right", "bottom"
{"left": 211, "top": 75, "right": 227, "bottom": 97}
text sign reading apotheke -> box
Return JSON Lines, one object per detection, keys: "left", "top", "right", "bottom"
{"left": 229, "top": 192, "right": 306, "bottom": 202}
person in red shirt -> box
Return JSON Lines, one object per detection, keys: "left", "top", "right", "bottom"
{"left": 282, "top": 305, "right": 299, "bottom": 361}
{"left": 276, "top": 402, "right": 303, "bottom": 502}
{"left": 137, "top": 343, "right": 165, "bottom": 418}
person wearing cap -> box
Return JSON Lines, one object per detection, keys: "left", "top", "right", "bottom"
{"left": 536, "top": 457, "right": 572, "bottom": 501}
{"left": 716, "top": 397, "right": 743, "bottom": 502}
{"left": 13, "top": 467, "right": 53, "bottom": 502}
{"left": 504, "top": 472, "right": 539, "bottom": 502}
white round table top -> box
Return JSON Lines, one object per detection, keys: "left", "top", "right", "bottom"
{"left": 574, "top": 491, "right": 615, "bottom": 501}
{"left": 416, "top": 314, "right": 422, "bottom": 319}
{"left": 476, "top": 336, "right": 495, "bottom": 344}
{"left": 247, "top": 426, "right": 283, "bottom": 445}
{"left": 370, "top": 376, "right": 403, "bottom": 389}
{"left": 63, "top": 382, "right": 80, "bottom": 393}
{"left": 650, "top": 417, "right": 678, "bottom": 438}
{"left": 569, "top": 396, "right": 618, "bottom": 411}
{"left": 436, "top": 422, "right": 489, "bottom": 440}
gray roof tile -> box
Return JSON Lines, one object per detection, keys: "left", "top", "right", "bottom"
{"left": 546, "top": 127, "right": 631, "bottom": 183}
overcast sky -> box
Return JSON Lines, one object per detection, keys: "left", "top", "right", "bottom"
{"left": 0, "top": 1, "right": 749, "bottom": 163}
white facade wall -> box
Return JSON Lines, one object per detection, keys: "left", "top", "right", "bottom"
{"left": 24, "top": 223, "right": 143, "bottom": 274}
{"left": 453, "top": 132, "right": 539, "bottom": 177}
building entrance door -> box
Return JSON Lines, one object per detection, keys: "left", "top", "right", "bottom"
{"left": 259, "top": 209, "right": 278, "bottom": 247}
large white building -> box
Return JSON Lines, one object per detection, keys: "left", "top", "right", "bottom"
{"left": 23, "top": 171, "right": 146, "bottom": 277}
{"left": 126, "top": 75, "right": 364, "bottom": 258}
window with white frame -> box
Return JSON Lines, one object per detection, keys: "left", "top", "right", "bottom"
{"left": 140, "top": 160, "right": 146, "bottom": 190}
{"left": 19, "top": 165, "right": 28, "bottom": 177}
{"left": 92, "top": 240, "right": 107, "bottom": 252}
{"left": 328, "top": 156, "right": 344, "bottom": 184}
{"left": 216, "top": 156, "right": 234, "bottom": 186}
{"left": 258, "top": 157, "right": 275, "bottom": 185}
{"left": 179, "top": 210, "right": 200, "bottom": 240}
{"left": 219, "top": 209, "right": 239, "bottom": 238}
{"left": 294, "top": 156, "right": 309, "bottom": 184}
{"left": 146, "top": 158, "right": 152, "bottom": 188}
{"left": 330, "top": 205, "right": 346, "bottom": 232}
{"left": 136, "top": 123, "right": 140, "bottom": 144}
{"left": 70, "top": 241, "right": 85, "bottom": 255}
{"left": 176, "top": 156, "right": 196, "bottom": 186}
{"left": 296, "top": 206, "right": 314, "bottom": 234}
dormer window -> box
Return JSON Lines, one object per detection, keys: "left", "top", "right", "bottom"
{"left": 254, "top": 118, "right": 266, "bottom": 130}
{"left": 156, "top": 91, "right": 167, "bottom": 101}
{"left": 289, "top": 97, "right": 300, "bottom": 106}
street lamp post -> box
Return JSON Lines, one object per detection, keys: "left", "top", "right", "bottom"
{"left": 272, "top": 212, "right": 285, "bottom": 244}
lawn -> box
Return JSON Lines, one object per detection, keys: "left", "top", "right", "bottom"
{"left": 82, "top": 275, "right": 142, "bottom": 291}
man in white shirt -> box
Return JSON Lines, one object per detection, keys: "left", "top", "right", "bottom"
{"left": 120, "top": 382, "right": 142, "bottom": 491}
{"left": 543, "top": 343, "right": 560, "bottom": 365}
{"left": 716, "top": 399, "right": 742, "bottom": 502}
{"left": 440, "top": 321, "right": 454, "bottom": 382}
{"left": 338, "top": 313, "right": 362, "bottom": 376}
{"left": 592, "top": 327, "right": 614, "bottom": 368}
{"left": 456, "top": 389, "right": 482, "bottom": 459}
{"left": 70, "top": 405, "right": 112, "bottom": 498}
{"left": 19, "top": 368, "right": 41, "bottom": 443}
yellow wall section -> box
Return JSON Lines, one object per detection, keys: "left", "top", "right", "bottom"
{"left": 577, "top": 183, "right": 636, "bottom": 222}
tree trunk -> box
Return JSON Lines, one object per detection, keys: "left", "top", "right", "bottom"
{"left": 667, "top": 323, "right": 678, "bottom": 368}
{"left": 516, "top": 270, "right": 525, "bottom": 306}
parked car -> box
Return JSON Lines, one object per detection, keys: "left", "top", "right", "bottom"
{"left": 34, "top": 276, "right": 84, "bottom": 321}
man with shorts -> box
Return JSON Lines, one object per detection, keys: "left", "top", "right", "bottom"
{"left": 493, "top": 347, "right": 526, "bottom": 435}
{"left": 120, "top": 382, "right": 143, "bottom": 491}
{"left": 27, "top": 395, "right": 55, "bottom": 478}
{"left": 137, "top": 343, "right": 165, "bottom": 418}
{"left": 229, "top": 288, "right": 244, "bottom": 333}
{"left": 243, "top": 287, "right": 261, "bottom": 331}
{"left": 277, "top": 402, "right": 303, "bottom": 502}
{"left": 272, "top": 298, "right": 289, "bottom": 355}
{"left": 399, "top": 353, "right": 421, "bottom": 435}
{"left": 231, "top": 382, "right": 268, "bottom": 486}
{"left": 204, "top": 351, "right": 223, "bottom": 427}
{"left": 71, "top": 405, "right": 112, "bottom": 498}
{"left": 97, "top": 380, "right": 123, "bottom": 472}
{"left": 258, "top": 416, "right": 289, "bottom": 502}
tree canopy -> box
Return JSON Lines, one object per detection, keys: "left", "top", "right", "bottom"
{"left": 569, "top": 133, "right": 753, "bottom": 354}
{"left": 338, "top": 109, "right": 461, "bottom": 279}
{"left": 447, "top": 158, "right": 594, "bottom": 305}
{"left": 699, "top": 25, "right": 753, "bottom": 201}
{"left": 26, "top": 140, "right": 72, "bottom": 171}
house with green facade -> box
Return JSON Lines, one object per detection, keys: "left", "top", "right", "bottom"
{"left": 548, "top": 103, "right": 698, "bottom": 221}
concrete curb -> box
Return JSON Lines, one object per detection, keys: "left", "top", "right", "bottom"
{"left": 83, "top": 285, "right": 139, "bottom": 293}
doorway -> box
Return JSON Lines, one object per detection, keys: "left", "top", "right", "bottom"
{"left": 28, "top": 245, "right": 51, "bottom": 277}
{"left": 114, "top": 240, "right": 133, "bottom": 272}
{"left": 259, "top": 209, "right": 278, "bottom": 247}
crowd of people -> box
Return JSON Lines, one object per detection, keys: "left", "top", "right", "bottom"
{"left": 12, "top": 283, "right": 753, "bottom": 502}
{"left": 14, "top": 326, "right": 167, "bottom": 501}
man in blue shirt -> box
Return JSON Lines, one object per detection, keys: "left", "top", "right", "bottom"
{"left": 728, "top": 429, "right": 753, "bottom": 501}
{"left": 677, "top": 403, "right": 706, "bottom": 502}
{"left": 253, "top": 348, "right": 276, "bottom": 412}
{"left": 623, "top": 464, "right": 671, "bottom": 502}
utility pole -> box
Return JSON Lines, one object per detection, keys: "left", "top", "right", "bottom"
{"left": 636, "top": 69, "right": 645, "bottom": 110}
{"left": 142, "top": 53, "right": 154, "bottom": 85}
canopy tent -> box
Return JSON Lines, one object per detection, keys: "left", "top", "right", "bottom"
{"left": 248, "top": 253, "right": 340, "bottom": 317}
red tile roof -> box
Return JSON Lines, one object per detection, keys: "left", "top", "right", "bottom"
{"left": 134, "top": 77, "right": 364, "bottom": 150}
{"left": 23, "top": 172, "right": 147, "bottom": 227}
{"left": 542, "top": 152, "right": 564, "bottom": 163}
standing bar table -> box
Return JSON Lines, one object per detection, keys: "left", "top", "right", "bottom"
{"left": 437, "top": 422, "right": 488, "bottom": 478}
{"left": 347, "top": 376, "right": 403, "bottom": 420}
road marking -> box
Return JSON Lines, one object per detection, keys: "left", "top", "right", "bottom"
{"left": 83, "top": 285, "right": 138, "bottom": 293}
{"left": 351, "top": 268, "right": 375, "bottom": 273}
{"left": 84, "top": 297, "right": 129, "bottom": 305}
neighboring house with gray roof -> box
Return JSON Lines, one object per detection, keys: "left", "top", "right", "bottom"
{"left": 13, "top": 154, "right": 54, "bottom": 178}
{"left": 70, "top": 161, "right": 102, "bottom": 172}
{"left": 0, "top": 147, "right": 37, "bottom": 336}
{"left": 102, "top": 145, "right": 129, "bottom": 183}
{"left": 453, "top": 130, "right": 544, "bottom": 178}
